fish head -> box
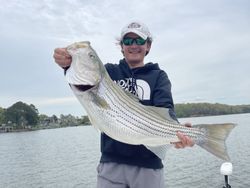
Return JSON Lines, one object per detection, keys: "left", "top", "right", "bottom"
{"left": 66, "top": 41, "right": 103, "bottom": 90}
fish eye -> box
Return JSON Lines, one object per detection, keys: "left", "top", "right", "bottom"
{"left": 88, "top": 52, "right": 96, "bottom": 59}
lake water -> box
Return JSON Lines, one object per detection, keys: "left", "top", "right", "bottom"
{"left": 0, "top": 113, "right": 249, "bottom": 188}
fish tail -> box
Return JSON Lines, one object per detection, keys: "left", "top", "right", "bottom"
{"left": 194, "top": 123, "right": 236, "bottom": 161}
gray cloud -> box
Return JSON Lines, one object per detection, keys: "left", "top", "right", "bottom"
{"left": 0, "top": 0, "right": 249, "bottom": 116}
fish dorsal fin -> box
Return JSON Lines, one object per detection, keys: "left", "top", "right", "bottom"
{"left": 122, "top": 87, "right": 140, "bottom": 103}
{"left": 121, "top": 85, "right": 177, "bottom": 123}
{"left": 145, "top": 106, "right": 178, "bottom": 123}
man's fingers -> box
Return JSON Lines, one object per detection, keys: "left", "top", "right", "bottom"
{"left": 53, "top": 52, "right": 63, "bottom": 60}
{"left": 176, "top": 132, "right": 188, "bottom": 146}
{"left": 184, "top": 122, "right": 192, "bottom": 127}
{"left": 170, "top": 122, "right": 195, "bottom": 149}
{"left": 174, "top": 142, "right": 184, "bottom": 149}
{"left": 171, "top": 131, "right": 195, "bottom": 149}
{"left": 53, "top": 48, "right": 72, "bottom": 68}
{"left": 56, "top": 59, "right": 71, "bottom": 67}
{"left": 53, "top": 53, "right": 71, "bottom": 61}
{"left": 186, "top": 137, "right": 195, "bottom": 147}
{"left": 54, "top": 48, "right": 70, "bottom": 57}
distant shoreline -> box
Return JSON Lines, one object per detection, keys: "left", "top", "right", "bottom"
{"left": 0, "top": 124, "right": 89, "bottom": 134}
{"left": 1, "top": 112, "right": 249, "bottom": 134}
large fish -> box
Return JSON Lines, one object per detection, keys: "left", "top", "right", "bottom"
{"left": 65, "top": 41, "right": 236, "bottom": 161}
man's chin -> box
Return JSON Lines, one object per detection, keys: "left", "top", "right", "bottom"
{"left": 127, "top": 56, "right": 142, "bottom": 63}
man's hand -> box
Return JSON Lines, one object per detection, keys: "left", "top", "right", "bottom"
{"left": 53, "top": 48, "right": 72, "bottom": 68}
{"left": 172, "top": 122, "right": 195, "bottom": 149}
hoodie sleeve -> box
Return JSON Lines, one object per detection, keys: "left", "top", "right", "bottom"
{"left": 152, "top": 70, "right": 178, "bottom": 121}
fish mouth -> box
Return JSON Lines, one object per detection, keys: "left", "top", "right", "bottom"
{"left": 73, "top": 84, "right": 95, "bottom": 91}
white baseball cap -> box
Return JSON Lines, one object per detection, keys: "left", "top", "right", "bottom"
{"left": 120, "top": 21, "right": 152, "bottom": 41}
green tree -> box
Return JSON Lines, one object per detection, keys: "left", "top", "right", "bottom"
{"left": 39, "top": 114, "right": 49, "bottom": 121}
{"left": 79, "top": 115, "right": 90, "bottom": 125}
{"left": 4, "top": 102, "right": 39, "bottom": 127}
{"left": 39, "top": 114, "right": 49, "bottom": 126}
{"left": 0, "top": 107, "right": 5, "bottom": 125}
{"left": 60, "top": 114, "right": 77, "bottom": 126}
{"left": 51, "top": 115, "right": 58, "bottom": 123}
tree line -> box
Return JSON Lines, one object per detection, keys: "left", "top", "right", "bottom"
{"left": 1, "top": 101, "right": 250, "bottom": 131}
{"left": 0, "top": 101, "right": 90, "bottom": 131}
{"left": 175, "top": 102, "right": 250, "bottom": 118}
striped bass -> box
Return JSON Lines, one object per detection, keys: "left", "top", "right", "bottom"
{"left": 65, "top": 41, "right": 236, "bottom": 161}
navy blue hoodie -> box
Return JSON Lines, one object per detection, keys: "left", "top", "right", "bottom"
{"left": 100, "top": 59, "right": 177, "bottom": 169}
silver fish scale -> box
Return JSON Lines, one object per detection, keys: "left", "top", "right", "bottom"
{"left": 66, "top": 41, "right": 236, "bottom": 160}
{"left": 102, "top": 81, "right": 176, "bottom": 137}
{"left": 87, "top": 76, "right": 206, "bottom": 145}
{"left": 98, "top": 83, "right": 156, "bottom": 142}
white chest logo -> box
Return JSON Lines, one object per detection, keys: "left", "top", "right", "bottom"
{"left": 115, "top": 78, "right": 151, "bottom": 100}
{"left": 136, "top": 79, "right": 151, "bottom": 100}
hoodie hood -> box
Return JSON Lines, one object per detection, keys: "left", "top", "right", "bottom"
{"left": 119, "top": 58, "right": 160, "bottom": 75}
{"left": 117, "top": 59, "right": 160, "bottom": 97}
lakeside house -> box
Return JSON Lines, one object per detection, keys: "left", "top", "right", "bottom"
{"left": 0, "top": 124, "right": 13, "bottom": 133}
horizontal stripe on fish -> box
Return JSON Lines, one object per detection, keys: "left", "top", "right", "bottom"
{"left": 102, "top": 79, "right": 203, "bottom": 140}
{"left": 65, "top": 41, "right": 236, "bottom": 160}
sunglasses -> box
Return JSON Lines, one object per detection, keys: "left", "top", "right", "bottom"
{"left": 122, "top": 37, "right": 147, "bottom": 46}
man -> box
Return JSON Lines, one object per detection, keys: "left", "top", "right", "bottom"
{"left": 53, "top": 21, "right": 194, "bottom": 188}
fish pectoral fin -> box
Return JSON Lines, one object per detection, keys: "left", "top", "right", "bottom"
{"left": 145, "top": 145, "right": 171, "bottom": 160}
{"left": 93, "top": 95, "right": 110, "bottom": 109}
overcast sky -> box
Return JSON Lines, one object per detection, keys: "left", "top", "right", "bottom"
{"left": 0, "top": 0, "right": 249, "bottom": 117}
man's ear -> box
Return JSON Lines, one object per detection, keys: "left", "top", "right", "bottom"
{"left": 145, "top": 43, "right": 152, "bottom": 55}
{"left": 120, "top": 43, "right": 125, "bottom": 55}
{"left": 147, "top": 42, "right": 152, "bottom": 51}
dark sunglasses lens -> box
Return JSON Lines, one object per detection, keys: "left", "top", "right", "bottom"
{"left": 122, "top": 37, "right": 146, "bottom": 46}
{"left": 135, "top": 38, "right": 146, "bottom": 45}
{"left": 122, "top": 38, "right": 133, "bottom": 45}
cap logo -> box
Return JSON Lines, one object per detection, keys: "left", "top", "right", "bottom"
{"left": 121, "top": 22, "right": 152, "bottom": 42}
{"left": 127, "top": 22, "right": 141, "bottom": 29}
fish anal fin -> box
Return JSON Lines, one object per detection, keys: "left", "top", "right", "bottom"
{"left": 145, "top": 145, "right": 171, "bottom": 160}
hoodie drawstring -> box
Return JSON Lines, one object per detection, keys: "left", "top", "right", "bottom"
{"left": 131, "top": 71, "right": 138, "bottom": 97}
